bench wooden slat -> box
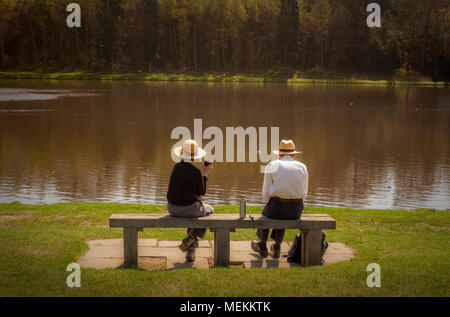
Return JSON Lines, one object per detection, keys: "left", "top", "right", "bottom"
{"left": 109, "top": 213, "right": 336, "bottom": 230}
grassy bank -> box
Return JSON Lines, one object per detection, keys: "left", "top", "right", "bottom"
{"left": 0, "top": 71, "right": 447, "bottom": 86}
{"left": 0, "top": 202, "right": 448, "bottom": 297}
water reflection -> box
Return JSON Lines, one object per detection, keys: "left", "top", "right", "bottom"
{"left": 0, "top": 80, "right": 449, "bottom": 209}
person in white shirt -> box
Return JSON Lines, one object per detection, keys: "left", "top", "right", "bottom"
{"left": 251, "top": 139, "right": 308, "bottom": 258}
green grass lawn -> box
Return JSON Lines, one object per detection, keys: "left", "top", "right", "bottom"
{"left": 0, "top": 202, "right": 448, "bottom": 297}
{"left": 0, "top": 71, "right": 447, "bottom": 86}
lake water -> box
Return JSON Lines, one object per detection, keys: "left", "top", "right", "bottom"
{"left": 0, "top": 79, "right": 449, "bottom": 210}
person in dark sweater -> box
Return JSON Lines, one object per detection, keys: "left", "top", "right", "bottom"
{"left": 167, "top": 139, "right": 214, "bottom": 262}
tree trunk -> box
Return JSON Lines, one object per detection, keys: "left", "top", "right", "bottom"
{"left": 221, "top": 26, "right": 226, "bottom": 71}
{"left": 193, "top": 25, "right": 197, "bottom": 72}
{"left": 29, "top": 20, "right": 38, "bottom": 66}
{"left": 41, "top": 25, "right": 47, "bottom": 67}
{"left": 234, "top": 37, "right": 238, "bottom": 73}
{"left": 420, "top": 5, "right": 432, "bottom": 69}
{"left": 0, "top": 23, "right": 4, "bottom": 67}
{"left": 85, "top": 24, "right": 88, "bottom": 71}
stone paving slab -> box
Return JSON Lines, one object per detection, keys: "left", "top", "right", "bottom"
{"left": 78, "top": 257, "right": 123, "bottom": 269}
{"left": 139, "top": 246, "right": 213, "bottom": 259}
{"left": 87, "top": 238, "right": 157, "bottom": 247}
{"left": 83, "top": 245, "right": 124, "bottom": 258}
{"left": 167, "top": 257, "right": 210, "bottom": 270}
{"left": 138, "top": 257, "right": 166, "bottom": 270}
{"left": 213, "top": 241, "right": 291, "bottom": 252}
{"left": 323, "top": 242, "right": 355, "bottom": 264}
{"left": 77, "top": 239, "right": 355, "bottom": 271}
{"left": 158, "top": 240, "right": 211, "bottom": 248}
{"left": 243, "top": 260, "right": 301, "bottom": 269}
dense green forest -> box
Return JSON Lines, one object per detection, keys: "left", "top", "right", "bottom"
{"left": 0, "top": 0, "right": 448, "bottom": 80}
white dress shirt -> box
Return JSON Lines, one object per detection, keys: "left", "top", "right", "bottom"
{"left": 262, "top": 156, "right": 308, "bottom": 204}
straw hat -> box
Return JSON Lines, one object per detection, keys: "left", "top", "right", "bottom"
{"left": 273, "top": 139, "right": 302, "bottom": 155}
{"left": 174, "top": 139, "right": 206, "bottom": 161}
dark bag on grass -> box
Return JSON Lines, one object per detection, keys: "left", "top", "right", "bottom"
{"left": 287, "top": 232, "right": 328, "bottom": 264}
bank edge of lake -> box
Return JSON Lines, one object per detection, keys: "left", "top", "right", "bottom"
{"left": 0, "top": 202, "right": 448, "bottom": 296}
{"left": 0, "top": 71, "right": 448, "bottom": 86}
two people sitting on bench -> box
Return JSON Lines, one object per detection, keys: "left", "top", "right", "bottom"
{"left": 166, "top": 139, "right": 214, "bottom": 262}
{"left": 166, "top": 138, "right": 308, "bottom": 261}
{"left": 251, "top": 139, "right": 308, "bottom": 258}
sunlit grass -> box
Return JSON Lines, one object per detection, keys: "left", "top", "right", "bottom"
{"left": 0, "top": 202, "right": 448, "bottom": 296}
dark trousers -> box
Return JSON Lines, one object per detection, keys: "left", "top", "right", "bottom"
{"left": 187, "top": 228, "right": 206, "bottom": 239}
{"left": 257, "top": 197, "right": 304, "bottom": 245}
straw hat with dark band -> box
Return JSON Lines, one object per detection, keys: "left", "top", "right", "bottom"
{"left": 174, "top": 139, "right": 206, "bottom": 161}
{"left": 273, "top": 139, "right": 302, "bottom": 155}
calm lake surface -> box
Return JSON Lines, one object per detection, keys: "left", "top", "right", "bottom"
{"left": 0, "top": 79, "right": 449, "bottom": 210}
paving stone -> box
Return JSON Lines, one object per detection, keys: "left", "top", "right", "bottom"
{"left": 138, "top": 257, "right": 166, "bottom": 270}
{"left": 87, "top": 239, "right": 123, "bottom": 246}
{"left": 195, "top": 248, "right": 213, "bottom": 258}
{"left": 230, "top": 251, "right": 261, "bottom": 263}
{"left": 139, "top": 239, "right": 157, "bottom": 247}
{"left": 243, "top": 260, "right": 300, "bottom": 269}
{"left": 230, "top": 241, "right": 253, "bottom": 252}
{"left": 323, "top": 242, "right": 355, "bottom": 264}
{"left": 158, "top": 240, "right": 211, "bottom": 248}
{"left": 167, "top": 257, "right": 210, "bottom": 270}
{"left": 198, "top": 240, "right": 211, "bottom": 248}
{"left": 158, "top": 240, "right": 181, "bottom": 248}
{"left": 78, "top": 257, "right": 123, "bottom": 269}
{"left": 278, "top": 261, "right": 300, "bottom": 268}
{"left": 139, "top": 246, "right": 213, "bottom": 259}
{"left": 214, "top": 241, "right": 290, "bottom": 252}
{"left": 79, "top": 239, "right": 354, "bottom": 270}
{"left": 86, "top": 238, "right": 157, "bottom": 247}
{"left": 139, "top": 247, "right": 185, "bottom": 260}
{"left": 81, "top": 245, "right": 123, "bottom": 258}
{"left": 278, "top": 242, "right": 291, "bottom": 253}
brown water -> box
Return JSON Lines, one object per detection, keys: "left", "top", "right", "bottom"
{"left": 0, "top": 79, "right": 449, "bottom": 209}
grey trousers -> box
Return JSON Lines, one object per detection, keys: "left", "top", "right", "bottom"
{"left": 168, "top": 201, "right": 214, "bottom": 239}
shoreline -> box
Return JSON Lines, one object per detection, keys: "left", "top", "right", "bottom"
{"left": 0, "top": 71, "right": 448, "bottom": 86}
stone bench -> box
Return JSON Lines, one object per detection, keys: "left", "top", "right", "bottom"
{"left": 109, "top": 213, "right": 336, "bottom": 268}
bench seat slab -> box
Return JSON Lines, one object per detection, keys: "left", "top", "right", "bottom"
{"left": 110, "top": 214, "right": 336, "bottom": 230}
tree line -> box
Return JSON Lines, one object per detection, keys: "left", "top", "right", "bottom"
{"left": 0, "top": 0, "right": 448, "bottom": 80}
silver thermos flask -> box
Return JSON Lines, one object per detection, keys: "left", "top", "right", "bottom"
{"left": 239, "top": 196, "right": 246, "bottom": 219}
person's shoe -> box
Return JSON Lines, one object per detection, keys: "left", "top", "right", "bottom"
{"left": 251, "top": 240, "right": 269, "bottom": 258}
{"left": 271, "top": 243, "right": 281, "bottom": 258}
{"left": 179, "top": 235, "right": 196, "bottom": 252}
{"left": 185, "top": 246, "right": 196, "bottom": 262}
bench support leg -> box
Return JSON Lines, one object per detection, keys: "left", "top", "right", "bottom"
{"left": 301, "top": 229, "right": 322, "bottom": 266}
{"left": 123, "top": 228, "right": 138, "bottom": 268}
{"left": 213, "top": 229, "right": 231, "bottom": 267}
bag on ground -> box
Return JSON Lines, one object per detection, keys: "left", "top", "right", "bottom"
{"left": 287, "top": 232, "right": 328, "bottom": 264}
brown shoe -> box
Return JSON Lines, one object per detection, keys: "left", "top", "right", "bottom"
{"left": 271, "top": 243, "right": 281, "bottom": 258}
{"left": 179, "top": 235, "right": 196, "bottom": 252}
{"left": 251, "top": 240, "right": 269, "bottom": 258}
{"left": 186, "top": 246, "right": 196, "bottom": 262}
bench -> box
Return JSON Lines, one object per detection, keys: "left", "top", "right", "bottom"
{"left": 109, "top": 213, "right": 336, "bottom": 268}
